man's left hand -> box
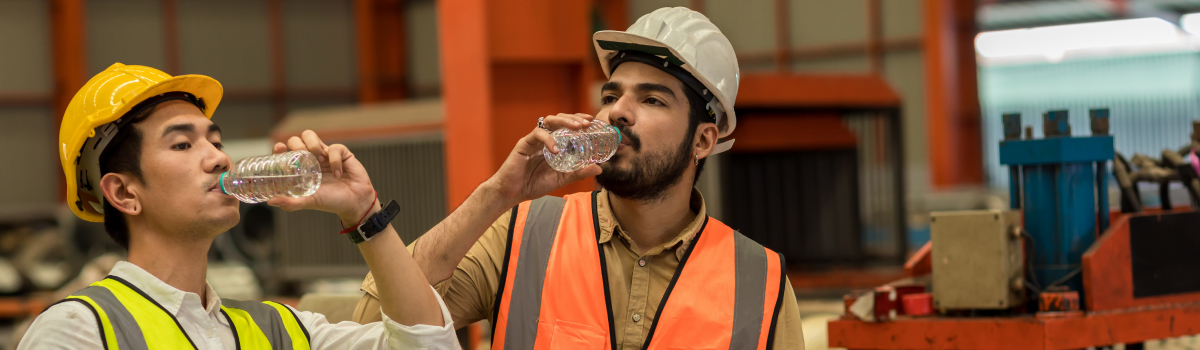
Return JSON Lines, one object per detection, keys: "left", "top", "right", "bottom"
{"left": 266, "top": 130, "right": 378, "bottom": 224}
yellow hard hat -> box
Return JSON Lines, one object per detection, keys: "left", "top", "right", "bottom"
{"left": 59, "top": 63, "right": 223, "bottom": 222}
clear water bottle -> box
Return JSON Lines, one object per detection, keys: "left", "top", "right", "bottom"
{"left": 220, "top": 150, "right": 322, "bottom": 203}
{"left": 543, "top": 120, "right": 621, "bottom": 172}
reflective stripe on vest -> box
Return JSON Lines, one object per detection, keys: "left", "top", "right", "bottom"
{"left": 55, "top": 276, "right": 311, "bottom": 350}
{"left": 492, "top": 191, "right": 786, "bottom": 350}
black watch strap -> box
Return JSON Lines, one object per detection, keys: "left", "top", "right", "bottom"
{"left": 349, "top": 200, "right": 400, "bottom": 244}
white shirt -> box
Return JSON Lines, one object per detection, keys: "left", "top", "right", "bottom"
{"left": 18, "top": 261, "right": 460, "bottom": 349}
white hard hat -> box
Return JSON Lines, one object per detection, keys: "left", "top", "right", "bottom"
{"left": 594, "top": 7, "right": 740, "bottom": 154}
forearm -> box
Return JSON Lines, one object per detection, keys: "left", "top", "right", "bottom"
{"left": 413, "top": 180, "right": 514, "bottom": 285}
{"left": 349, "top": 203, "right": 445, "bottom": 327}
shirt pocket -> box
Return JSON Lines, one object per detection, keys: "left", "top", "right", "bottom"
{"left": 540, "top": 319, "right": 607, "bottom": 350}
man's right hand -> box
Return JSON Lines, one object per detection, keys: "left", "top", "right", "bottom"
{"left": 409, "top": 113, "right": 604, "bottom": 285}
{"left": 484, "top": 113, "right": 603, "bottom": 208}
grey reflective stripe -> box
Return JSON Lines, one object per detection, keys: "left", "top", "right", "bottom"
{"left": 222, "top": 298, "right": 293, "bottom": 350}
{"left": 504, "top": 196, "right": 568, "bottom": 350}
{"left": 730, "top": 231, "right": 769, "bottom": 350}
{"left": 73, "top": 285, "right": 151, "bottom": 350}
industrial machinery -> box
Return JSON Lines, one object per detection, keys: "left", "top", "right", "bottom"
{"left": 829, "top": 110, "right": 1200, "bottom": 349}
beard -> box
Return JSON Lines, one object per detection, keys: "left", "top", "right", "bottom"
{"left": 596, "top": 124, "right": 693, "bottom": 203}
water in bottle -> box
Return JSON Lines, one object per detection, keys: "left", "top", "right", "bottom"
{"left": 221, "top": 150, "right": 322, "bottom": 203}
{"left": 543, "top": 120, "right": 621, "bottom": 172}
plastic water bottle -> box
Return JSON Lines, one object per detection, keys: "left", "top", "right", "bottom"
{"left": 220, "top": 150, "right": 322, "bottom": 203}
{"left": 543, "top": 120, "right": 621, "bottom": 172}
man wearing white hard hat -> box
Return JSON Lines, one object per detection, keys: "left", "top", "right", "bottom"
{"left": 355, "top": 7, "right": 803, "bottom": 349}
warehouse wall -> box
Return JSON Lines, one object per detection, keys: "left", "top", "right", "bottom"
{"left": 631, "top": 0, "right": 930, "bottom": 196}
{"left": 0, "top": 0, "right": 931, "bottom": 212}
{"left": 0, "top": 0, "right": 55, "bottom": 212}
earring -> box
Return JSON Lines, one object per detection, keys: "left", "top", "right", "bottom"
{"left": 694, "top": 155, "right": 699, "bottom": 165}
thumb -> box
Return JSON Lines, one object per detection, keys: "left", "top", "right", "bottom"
{"left": 267, "top": 196, "right": 310, "bottom": 212}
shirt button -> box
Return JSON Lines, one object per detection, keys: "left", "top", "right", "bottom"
{"left": 205, "top": 329, "right": 215, "bottom": 338}
{"left": 638, "top": 258, "right": 646, "bottom": 267}
{"left": 632, "top": 313, "right": 642, "bottom": 322}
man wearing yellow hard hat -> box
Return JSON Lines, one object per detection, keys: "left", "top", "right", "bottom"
{"left": 19, "top": 63, "right": 460, "bottom": 349}
{"left": 355, "top": 7, "right": 803, "bottom": 350}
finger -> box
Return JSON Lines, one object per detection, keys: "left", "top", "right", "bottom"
{"left": 273, "top": 142, "right": 287, "bottom": 154}
{"left": 541, "top": 115, "right": 587, "bottom": 131}
{"left": 572, "top": 113, "right": 595, "bottom": 125}
{"left": 535, "top": 127, "right": 556, "bottom": 153}
{"left": 300, "top": 130, "right": 329, "bottom": 162}
{"left": 326, "top": 144, "right": 350, "bottom": 178}
{"left": 286, "top": 136, "right": 306, "bottom": 154}
{"left": 515, "top": 128, "right": 553, "bottom": 156}
{"left": 557, "top": 113, "right": 591, "bottom": 127}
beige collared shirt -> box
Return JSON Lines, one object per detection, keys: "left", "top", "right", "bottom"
{"left": 356, "top": 189, "right": 804, "bottom": 349}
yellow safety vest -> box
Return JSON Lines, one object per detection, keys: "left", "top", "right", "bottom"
{"left": 51, "top": 276, "right": 311, "bottom": 350}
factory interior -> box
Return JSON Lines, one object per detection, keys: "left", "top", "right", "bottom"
{"left": 5, "top": 0, "right": 1200, "bottom": 349}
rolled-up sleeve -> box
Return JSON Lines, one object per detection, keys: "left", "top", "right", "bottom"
{"left": 355, "top": 210, "right": 513, "bottom": 329}
{"left": 300, "top": 285, "right": 460, "bottom": 350}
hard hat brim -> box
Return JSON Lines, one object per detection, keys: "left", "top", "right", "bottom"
{"left": 61, "top": 74, "right": 223, "bottom": 222}
{"left": 592, "top": 30, "right": 737, "bottom": 139}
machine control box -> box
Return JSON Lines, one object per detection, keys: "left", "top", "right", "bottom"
{"left": 931, "top": 210, "right": 1024, "bottom": 310}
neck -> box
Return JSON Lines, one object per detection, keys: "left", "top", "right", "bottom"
{"left": 125, "top": 221, "right": 214, "bottom": 305}
{"left": 607, "top": 182, "right": 696, "bottom": 254}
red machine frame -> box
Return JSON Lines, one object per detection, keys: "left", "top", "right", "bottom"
{"left": 828, "top": 211, "right": 1200, "bottom": 349}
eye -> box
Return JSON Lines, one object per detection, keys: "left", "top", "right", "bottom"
{"left": 601, "top": 95, "right": 618, "bottom": 105}
{"left": 646, "top": 97, "right": 664, "bottom": 106}
{"left": 173, "top": 142, "right": 191, "bottom": 150}
{"left": 212, "top": 142, "right": 223, "bottom": 150}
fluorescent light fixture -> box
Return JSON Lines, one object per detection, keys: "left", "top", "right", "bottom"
{"left": 975, "top": 17, "right": 1190, "bottom": 63}
{"left": 1182, "top": 13, "right": 1200, "bottom": 35}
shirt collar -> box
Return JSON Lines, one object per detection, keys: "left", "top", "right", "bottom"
{"left": 108, "top": 261, "right": 226, "bottom": 325}
{"left": 595, "top": 188, "right": 708, "bottom": 260}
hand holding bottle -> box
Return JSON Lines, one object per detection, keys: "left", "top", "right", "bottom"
{"left": 265, "top": 130, "right": 379, "bottom": 224}
{"left": 485, "top": 113, "right": 604, "bottom": 209}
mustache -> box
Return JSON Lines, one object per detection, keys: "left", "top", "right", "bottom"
{"left": 613, "top": 124, "right": 641, "bottom": 151}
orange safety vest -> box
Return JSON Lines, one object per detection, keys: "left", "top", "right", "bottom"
{"left": 491, "top": 191, "right": 786, "bottom": 350}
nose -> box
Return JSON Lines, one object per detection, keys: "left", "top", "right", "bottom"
{"left": 606, "top": 94, "right": 636, "bottom": 128}
{"left": 204, "top": 143, "right": 231, "bottom": 174}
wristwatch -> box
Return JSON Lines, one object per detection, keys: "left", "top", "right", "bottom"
{"left": 348, "top": 200, "right": 400, "bottom": 244}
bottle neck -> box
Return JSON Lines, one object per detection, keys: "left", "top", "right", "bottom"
{"left": 219, "top": 172, "right": 230, "bottom": 195}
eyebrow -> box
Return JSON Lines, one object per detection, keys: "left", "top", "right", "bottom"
{"left": 634, "top": 83, "right": 677, "bottom": 100}
{"left": 601, "top": 81, "right": 678, "bottom": 100}
{"left": 161, "top": 123, "right": 222, "bottom": 138}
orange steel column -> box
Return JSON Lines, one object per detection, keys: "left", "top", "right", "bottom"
{"left": 923, "top": 0, "right": 982, "bottom": 188}
{"left": 357, "top": 0, "right": 408, "bottom": 103}
{"left": 50, "top": 0, "right": 87, "bottom": 200}
{"left": 439, "top": 0, "right": 597, "bottom": 210}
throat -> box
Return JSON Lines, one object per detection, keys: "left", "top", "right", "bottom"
{"left": 608, "top": 191, "right": 696, "bottom": 254}
{"left": 125, "top": 228, "right": 214, "bottom": 302}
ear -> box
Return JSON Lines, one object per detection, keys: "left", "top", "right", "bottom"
{"left": 692, "top": 123, "right": 720, "bottom": 160}
{"left": 100, "top": 173, "right": 142, "bottom": 216}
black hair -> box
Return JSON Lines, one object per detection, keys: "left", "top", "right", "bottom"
{"left": 98, "top": 116, "right": 146, "bottom": 250}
